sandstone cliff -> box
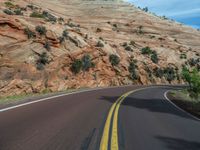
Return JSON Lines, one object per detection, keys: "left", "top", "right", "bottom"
{"left": 0, "top": 0, "right": 199, "bottom": 97}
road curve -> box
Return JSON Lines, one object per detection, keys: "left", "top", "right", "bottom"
{"left": 0, "top": 86, "right": 200, "bottom": 150}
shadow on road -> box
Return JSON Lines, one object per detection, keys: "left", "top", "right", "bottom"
{"left": 155, "top": 136, "right": 200, "bottom": 150}
{"left": 99, "top": 86, "right": 195, "bottom": 121}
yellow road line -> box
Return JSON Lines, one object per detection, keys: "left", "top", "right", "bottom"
{"left": 99, "top": 94, "right": 124, "bottom": 150}
{"left": 100, "top": 88, "right": 149, "bottom": 150}
{"left": 111, "top": 91, "right": 133, "bottom": 150}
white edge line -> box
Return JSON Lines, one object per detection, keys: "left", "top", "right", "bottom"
{"left": 164, "top": 90, "right": 200, "bottom": 121}
{"left": 0, "top": 85, "right": 182, "bottom": 113}
{"left": 0, "top": 85, "right": 135, "bottom": 113}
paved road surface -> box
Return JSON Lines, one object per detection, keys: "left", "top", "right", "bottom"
{"left": 0, "top": 86, "right": 200, "bottom": 150}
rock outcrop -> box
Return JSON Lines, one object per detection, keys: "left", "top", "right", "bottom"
{"left": 0, "top": 0, "right": 199, "bottom": 97}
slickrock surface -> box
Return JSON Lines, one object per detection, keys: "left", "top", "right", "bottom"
{"left": 0, "top": 0, "right": 199, "bottom": 97}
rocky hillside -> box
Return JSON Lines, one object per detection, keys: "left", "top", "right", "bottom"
{"left": 0, "top": 0, "right": 199, "bottom": 97}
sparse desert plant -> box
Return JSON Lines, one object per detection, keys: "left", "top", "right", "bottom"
{"left": 27, "top": 4, "right": 34, "bottom": 10}
{"left": 42, "top": 11, "right": 49, "bottom": 17}
{"left": 81, "top": 54, "right": 95, "bottom": 71}
{"left": 71, "top": 59, "right": 83, "bottom": 74}
{"left": 164, "top": 67, "right": 176, "bottom": 83}
{"left": 142, "top": 7, "right": 148, "bottom": 12}
{"left": 14, "top": 9, "right": 23, "bottom": 15}
{"left": 4, "top": 1, "right": 15, "bottom": 8}
{"left": 188, "top": 58, "right": 198, "bottom": 67}
{"left": 62, "top": 30, "right": 69, "bottom": 38}
{"left": 141, "top": 46, "right": 152, "bottom": 55}
{"left": 30, "top": 12, "right": 45, "bottom": 18}
{"left": 128, "top": 61, "right": 139, "bottom": 80}
{"left": 96, "top": 28, "right": 102, "bottom": 32}
{"left": 122, "top": 42, "right": 128, "bottom": 47}
{"left": 36, "top": 52, "right": 49, "bottom": 70}
{"left": 44, "top": 41, "right": 51, "bottom": 51}
{"left": 99, "top": 37, "right": 104, "bottom": 41}
{"left": 45, "top": 12, "right": 57, "bottom": 23}
{"left": 138, "top": 25, "right": 143, "bottom": 34}
{"left": 24, "top": 27, "right": 36, "bottom": 39}
{"left": 96, "top": 41, "right": 104, "bottom": 47}
{"left": 125, "top": 46, "right": 133, "bottom": 52}
{"left": 130, "top": 41, "right": 135, "bottom": 46}
{"left": 180, "top": 53, "right": 187, "bottom": 59}
{"left": 151, "top": 51, "right": 159, "bottom": 63}
{"left": 3, "top": 9, "right": 14, "bottom": 15}
{"left": 58, "top": 17, "right": 64, "bottom": 22}
{"left": 113, "top": 24, "right": 117, "bottom": 28}
{"left": 35, "top": 25, "right": 47, "bottom": 35}
{"left": 153, "top": 67, "right": 164, "bottom": 78}
{"left": 58, "top": 36, "right": 65, "bottom": 43}
{"left": 109, "top": 54, "right": 120, "bottom": 66}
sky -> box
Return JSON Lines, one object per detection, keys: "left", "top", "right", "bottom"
{"left": 127, "top": 0, "right": 200, "bottom": 29}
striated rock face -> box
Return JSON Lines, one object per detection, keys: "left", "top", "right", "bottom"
{"left": 0, "top": 0, "right": 200, "bottom": 97}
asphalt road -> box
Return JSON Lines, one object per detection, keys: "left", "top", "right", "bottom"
{"left": 0, "top": 86, "right": 200, "bottom": 150}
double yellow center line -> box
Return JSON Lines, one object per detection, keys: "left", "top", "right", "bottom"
{"left": 100, "top": 88, "right": 146, "bottom": 150}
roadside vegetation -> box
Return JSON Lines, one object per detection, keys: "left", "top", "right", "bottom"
{"left": 71, "top": 54, "right": 95, "bottom": 74}
{"left": 24, "top": 27, "right": 36, "bottom": 39}
{"left": 36, "top": 52, "right": 49, "bottom": 70}
{"left": 182, "top": 67, "right": 200, "bottom": 99}
{"left": 141, "top": 47, "right": 159, "bottom": 64}
{"left": 35, "top": 25, "right": 47, "bottom": 35}
{"left": 168, "top": 67, "right": 200, "bottom": 118}
{"left": 109, "top": 54, "right": 120, "bottom": 66}
{"left": 128, "top": 60, "right": 139, "bottom": 80}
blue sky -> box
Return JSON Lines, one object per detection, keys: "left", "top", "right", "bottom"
{"left": 127, "top": 0, "right": 200, "bottom": 29}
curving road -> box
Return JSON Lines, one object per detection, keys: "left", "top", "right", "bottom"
{"left": 0, "top": 86, "right": 200, "bottom": 150}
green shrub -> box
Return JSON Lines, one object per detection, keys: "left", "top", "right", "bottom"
{"left": 35, "top": 26, "right": 47, "bottom": 35}
{"left": 36, "top": 52, "right": 49, "bottom": 70}
{"left": 188, "top": 58, "right": 198, "bottom": 66}
{"left": 113, "top": 24, "right": 117, "bottom": 28}
{"left": 128, "top": 61, "right": 139, "bottom": 80}
{"left": 130, "top": 41, "right": 135, "bottom": 46}
{"left": 141, "top": 46, "right": 152, "bottom": 55}
{"left": 125, "top": 46, "right": 133, "bottom": 52}
{"left": 47, "top": 15, "right": 57, "bottom": 23}
{"left": 27, "top": 4, "right": 34, "bottom": 10}
{"left": 4, "top": 1, "right": 14, "bottom": 8}
{"left": 96, "top": 28, "right": 102, "bottom": 32}
{"left": 44, "top": 41, "right": 51, "bottom": 51}
{"left": 182, "top": 67, "right": 200, "bottom": 99}
{"left": 164, "top": 67, "right": 176, "bottom": 83}
{"left": 58, "top": 36, "right": 65, "bottom": 43}
{"left": 82, "top": 54, "right": 95, "bottom": 71}
{"left": 58, "top": 17, "right": 64, "bottom": 22}
{"left": 138, "top": 25, "right": 143, "bottom": 34}
{"left": 99, "top": 37, "right": 104, "bottom": 41}
{"left": 30, "top": 12, "right": 45, "bottom": 18}
{"left": 3, "top": 9, "right": 14, "bottom": 15}
{"left": 96, "top": 41, "right": 104, "bottom": 47}
{"left": 151, "top": 51, "right": 159, "bottom": 63}
{"left": 24, "top": 27, "right": 36, "bottom": 39}
{"left": 109, "top": 54, "right": 120, "bottom": 66}
{"left": 122, "top": 42, "right": 128, "bottom": 47}
{"left": 180, "top": 53, "right": 187, "bottom": 59}
{"left": 14, "top": 9, "right": 23, "bottom": 15}
{"left": 142, "top": 7, "right": 148, "bottom": 12}
{"left": 71, "top": 59, "right": 83, "bottom": 74}
{"left": 62, "top": 30, "right": 69, "bottom": 38}
{"left": 153, "top": 67, "right": 164, "bottom": 78}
